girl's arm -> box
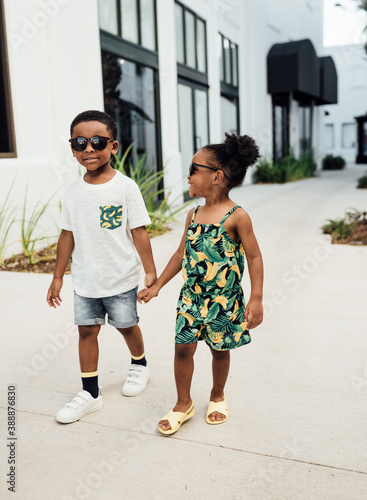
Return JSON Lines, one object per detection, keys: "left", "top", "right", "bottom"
{"left": 235, "top": 210, "right": 264, "bottom": 329}
{"left": 137, "top": 209, "right": 194, "bottom": 304}
{"left": 131, "top": 226, "right": 157, "bottom": 288}
{"left": 46, "top": 229, "right": 74, "bottom": 308}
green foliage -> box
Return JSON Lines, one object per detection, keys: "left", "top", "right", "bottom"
{"left": 321, "top": 208, "right": 367, "bottom": 241}
{"left": 112, "top": 143, "right": 187, "bottom": 234}
{"left": 322, "top": 154, "right": 346, "bottom": 170}
{"left": 0, "top": 177, "right": 17, "bottom": 265}
{"left": 357, "top": 173, "right": 367, "bottom": 189}
{"left": 112, "top": 144, "right": 165, "bottom": 205}
{"left": 253, "top": 150, "right": 316, "bottom": 184}
{"left": 20, "top": 185, "right": 56, "bottom": 264}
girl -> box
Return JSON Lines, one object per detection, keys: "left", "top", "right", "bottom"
{"left": 138, "top": 133, "right": 263, "bottom": 435}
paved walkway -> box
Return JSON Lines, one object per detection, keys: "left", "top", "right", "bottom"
{"left": 1, "top": 166, "right": 367, "bottom": 499}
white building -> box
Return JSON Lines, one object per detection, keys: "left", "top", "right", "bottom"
{"left": 0, "top": 0, "right": 337, "bottom": 257}
{"left": 323, "top": 43, "right": 367, "bottom": 164}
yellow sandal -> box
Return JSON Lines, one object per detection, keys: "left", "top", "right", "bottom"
{"left": 206, "top": 396, "right": 228, "bottom": 424}
{"left": 158, "top": 401, "right": 195, "bottom": 435}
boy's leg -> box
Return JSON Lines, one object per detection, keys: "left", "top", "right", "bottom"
{"left": 208, "top": 348, "right": 230, "bottom": 422}
{"left": 79, "top": 325, "right": 101, "bottom": 372}
{"left": 79, "top": 325, "right": 101, "bottom": 398}
{"left": 117, "top": 325, "right": 149, "bottom": 396}
{"left": 159, "top": 342, "right": 197, "bottom": 432}
{"left": 55, "top": 325, "right": 102, "bottom": 423}
{"left": 116, "top": 325, "right": 145, "bottom": 359}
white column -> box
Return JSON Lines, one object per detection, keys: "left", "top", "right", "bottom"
{"left": 156, "top": 0, "right": 183, "bottom": 205}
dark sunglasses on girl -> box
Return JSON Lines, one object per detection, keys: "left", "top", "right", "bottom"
{"left": 189, "top": 162, "right": 231, "bottom": 181}
{"left": 69, "top": 136, "right": 114, "bottom": 152}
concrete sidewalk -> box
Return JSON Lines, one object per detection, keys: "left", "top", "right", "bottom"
{"left": 1, "top": 166, "right": 367, "bottom": 499}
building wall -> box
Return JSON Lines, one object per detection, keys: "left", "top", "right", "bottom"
{"left": 323, "top": 43, "right": 367, "bottom": 163}
{"left": 0, "top": 0, "right": 327, "bottom": 258}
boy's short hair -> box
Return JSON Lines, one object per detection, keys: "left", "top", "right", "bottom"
{"left": 70, "top": 110, "right": 117, "bottom": 140}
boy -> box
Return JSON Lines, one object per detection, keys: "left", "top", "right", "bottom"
{"left": 47, "top": 110, "right": 156, "bottom": 424}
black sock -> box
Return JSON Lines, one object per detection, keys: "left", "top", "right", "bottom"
{"left": 131, "top": 355, "right": 147, "bottom": 367}
{"left": 81, "top": 374, "right": 99, "bottom": 398}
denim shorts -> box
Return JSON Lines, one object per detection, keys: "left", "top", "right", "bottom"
{"left": 74, "top": 286, "right": 139, "bottom": 328}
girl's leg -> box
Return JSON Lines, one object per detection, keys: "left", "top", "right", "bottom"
{"left": 116, "top": 325, "right": 145, "bottom": 357}
{"left": 159, "top": 342, "right": 197, "bottom": 431}
{"left": 79, "top": 325, "right": 101, "bottom": 372}
{"left": 208, "top": 348, "right": 230, "bottom": 422}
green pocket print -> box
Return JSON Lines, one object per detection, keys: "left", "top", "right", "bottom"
{"left": 99, "top": 205, "right": 123, "bottom": 230}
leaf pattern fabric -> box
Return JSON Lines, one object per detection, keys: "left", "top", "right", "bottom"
{"left": 175, "top": 206, "right": 251, "bottom": 351}
{"left": 99, "top": 205, "right": 123, "bottom": 230}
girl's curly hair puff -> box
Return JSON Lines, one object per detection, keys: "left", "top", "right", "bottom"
{"left": 203, "top": 133, "right": 260, "bottom": 188}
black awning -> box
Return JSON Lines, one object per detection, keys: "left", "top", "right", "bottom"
{"left": 267, "top": 39, "right": 320, "bottom": 100}
{"left": 316, "top": 56, "right": 338, "bottom": 105}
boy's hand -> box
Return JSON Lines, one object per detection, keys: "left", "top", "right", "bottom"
{"left": 137, "top": 283, "right": 160, "bottom": 304}
{"left": 244, "top": 298, "right": 263, "bottom": 329}
{"left": 144, "top": 271, "right": 157, "bottom": 288}
{"left": 47, "top": 278, "right": 63, "bottom": 308}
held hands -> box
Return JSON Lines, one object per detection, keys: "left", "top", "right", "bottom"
{"left": 137, "top": 282, "right": 160, "bottom": 304}
{"left": 244, "top": 297, "right": 263, "bottom": 329}
{"left": 137, "top": 271, "right": 159, "bottom": 304}
{"left": 47, "top": 278, "right": 63, "bottom": 308}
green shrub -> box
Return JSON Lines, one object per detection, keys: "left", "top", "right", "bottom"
{"left": 253, "top": 150, "right": 316, "bottom": 184}
{"left": 321, "top": 208, "right": 367, "bottom": 242}
{"left": 357, "top": 173, "right": 367, "bottom": 189}
{"left": 112, "top": 143, "right": 187, "bottom": 234}
{"left": 322, "top": 154, "right": 346, "bottom": 170}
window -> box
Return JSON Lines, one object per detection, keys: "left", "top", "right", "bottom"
{"left": 98, "top": 1, "right": 162, "bottom": 179}
{"left": 219, "top": 34, "right": 238, "bottom": 87}
{"left": 272, "top": 96, "right": 290, "bottom": 161}
{"left": 218, "top": 34, "right": 239, "bottom": 135}
{"left": 299, "top": 105, "right": 312, "bottom": 155}
{"left": 175, "top": 2, "right": 209, "bottom": 196}
{"left": 342, "top": 123, "right": 356, "bottom": 149}
{"left": 175, "top": 2, "right": 207, "bottom": 73}
{"left": 0, "top": 1, "right": 16, "bottom": 157}
{"left": 102, "top": 52, "right": 159, "bottom": 173}
{"left": 220, "top": 95, "right": 238, "bottom": 137}
{"left": 324, "top": 124, "right": 334, "bottom": 150}
{"left": 178, "top": 80, "right": 209, "bottom": 197}
{"left": 98, "top": 0, "right": 157, "bottom": 52}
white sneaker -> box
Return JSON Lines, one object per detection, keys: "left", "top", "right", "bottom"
{"left": 56, "top": 390, "right": 103, "bottom": 424}
{"left": 122, "top": 364, "right": 150, "bottom": 397}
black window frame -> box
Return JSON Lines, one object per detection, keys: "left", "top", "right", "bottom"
{"left": 272, "top": 94, "right": 290, "bottom": 162}
{"left": 298, "top": 101, "right": 313, "bottom": 156}
{"left": 98, "top": 0, "right": 158, "bottom": 52}
{"left": 219, "top": 33, "right": 240, "bottom": 135}
{"left": 0, "top": 0, "right": 16, "bottom": 158}
{"left": 175, "top": 1, "right": 208, "bottom": 78}
{"left": 99, "top": 29, "right": 163, "bottom": 190}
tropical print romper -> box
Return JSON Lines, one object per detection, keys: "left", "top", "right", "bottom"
{"left": 175, "top": 205, "right": 251, "bottom": 351}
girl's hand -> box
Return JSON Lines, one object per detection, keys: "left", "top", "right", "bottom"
{"left": 137, "top": 283, "right": 160, "bottom": 304}
{"left": 244, "top": 298, "right": 263, "bottom": 329}
{"left": 47, "top": 278, "right": 63, "bottom": 308}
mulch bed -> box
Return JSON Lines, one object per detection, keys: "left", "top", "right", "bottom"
{"left": 326, "top": 220, "right": 367, "bottom": 245}
{"left": 0, "top": 244, "right": 71, "bottom": 274}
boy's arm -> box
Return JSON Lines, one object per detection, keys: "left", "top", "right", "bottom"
{"left": 236, "top": 210, "right": 264, "bottom": 329}
{"left": 131, "top": 226, "right": 157, "bottom": 287}
{"left": 46, "top": 229, "right": 74, "bottom": 308}
{"left": 137, "top": 209, "right": 194, "bottom": 304}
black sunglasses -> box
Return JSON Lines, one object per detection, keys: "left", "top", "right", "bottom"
{"left": 189, "top": 163, "right": 231, "bottom": 182}
{"left": 69, "top": 136, "right": 114, "bottom": 152}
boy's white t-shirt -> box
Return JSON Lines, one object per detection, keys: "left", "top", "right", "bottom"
{"left": 59, "top": 170, "right": 151, "bottom": 298}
